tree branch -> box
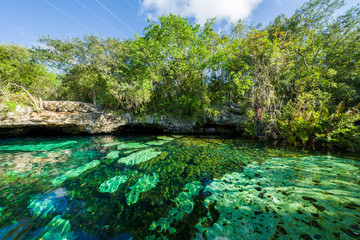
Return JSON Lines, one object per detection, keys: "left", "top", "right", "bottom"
{"left": 298, "top": 49, "right": 309, "bottom": 69}
{"left": 10, "top": 83, "right": 40, "bottom": 111}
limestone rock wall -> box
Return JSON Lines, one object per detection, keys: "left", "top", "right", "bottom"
{"left": 42, "top": 101, "right": 99, "bottom": 113}
{"left": 0, "top": 101, "right": 246, "bottom": 137}
{"left": 0, "top": 101, "right": 125, "bottom": 137}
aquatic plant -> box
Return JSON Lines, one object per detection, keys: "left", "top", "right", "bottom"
{"left": 99, "top": 175, "right": 128, "bottom": 193}
{"left": 118, "top": 149, "right": 161, "bottom": 165}
{"left": 145, "top": 235, "right": 169, "bottom": 240}
{"left": 195, "top": 155, "right": 360, "bottom": 239}
{"left": 1, "top": 135, "right": 359, "bottom": 239}
{"left": 149, "top": 181, "right": 203, "bottom": 234}
{"left": 126, "top": 173, "right": 159, "bottom": 205}
{"left": 51, "top": 160, "right": 100, "bottom": 186}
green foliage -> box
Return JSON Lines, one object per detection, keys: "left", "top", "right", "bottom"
{"left": 0, "top": 44, "right": 59, "bottom": 114}
{"left": 0, "top": 44, "right": 58, "bottom": 98}
{"left": 278, "top": 101, "right": 360, "bottom": 149}
{"left": 142, "top": 14, "right": 218, "bottom": 117}
{"left": 1, "top": 0, "right": 355, "bottom": 150}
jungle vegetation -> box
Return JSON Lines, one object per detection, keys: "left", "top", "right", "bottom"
{"left": 1, "top": 0, "right": 359, "bottom": 150}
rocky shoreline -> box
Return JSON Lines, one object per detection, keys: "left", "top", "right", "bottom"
{"left": 0, "top": 101, "right": 246, "bottom": 137}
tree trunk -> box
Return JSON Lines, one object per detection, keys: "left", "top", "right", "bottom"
{"left": 255, "top": 102, "right": 263, "bottom": 137}
{"left": 93, "top": 89, "right": 97, "bottom": 106}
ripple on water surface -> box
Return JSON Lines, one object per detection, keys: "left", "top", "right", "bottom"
{"left": 0, "top": 135, "right": 359, "bottom": 239}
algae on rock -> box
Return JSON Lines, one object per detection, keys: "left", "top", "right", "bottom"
{"left": 126, "top": 173, "right": 159, "bottom": 205}
{"left": 104, "top": 142, "right": 123, "bottom": 147}
{"left": 118, "top": 149, "right": 161, "bottom": 165}
{"left": 28, "top": 188, "right": 70, "bottom": 218}
{"left": 52, "top": 160, "right": 100, "bottom": 186}
{"left": 34, "top": 215, "right": 74, "bottom": 240}
{"left": 157, "top": 136, "right": 175, "bottom": 141}
{"left": 117, "top": 142, "right": 149, "bottom": 150}
{"left": 195, "top": 156, "right": 360, "bottom": 240}
{"left": 99, "top": 175, "right": 128, "bottom": 193}
{"left": 28, "top": 197, "right": 55, "bottom": 218}
{"left": 146, "top": 140, "right": 170, "bottom": 146}
{"left": 149, "top": 181, "right": 203, "bottom": 234}
{"left": 0, "top": 141, "right": 77, "bottom": 152}
{"left": 106, "top": 151, "right": 120, "bottom": 159}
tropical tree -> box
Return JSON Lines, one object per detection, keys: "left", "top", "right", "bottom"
{"left": 0, "top": 44, "right": 58, "bottom": 112}
{"left": 141, "top": 14, "right": 218, "bottom": 118}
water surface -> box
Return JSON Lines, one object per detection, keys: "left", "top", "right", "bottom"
{"left": 0, "top": 135, "right": 359, "bottom": 239}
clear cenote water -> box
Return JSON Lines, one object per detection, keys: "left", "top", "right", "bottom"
{"left": 0, "top": 135, "right": 359, "bottom": 240}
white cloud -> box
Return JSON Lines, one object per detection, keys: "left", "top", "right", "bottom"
{"left": 140, "top": 0, "right": 263, "bottom": 25}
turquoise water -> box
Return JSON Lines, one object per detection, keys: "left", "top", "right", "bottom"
{"left": 0, "top": 135, "right": 359, "bottom": 240}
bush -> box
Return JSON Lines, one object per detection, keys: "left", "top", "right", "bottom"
{"left": 278, "top": 101, "right": 360, "bottom": 150}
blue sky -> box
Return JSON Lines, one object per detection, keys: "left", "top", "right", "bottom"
{"left": 0, "top": 0, "right": 357, "bottom": 47}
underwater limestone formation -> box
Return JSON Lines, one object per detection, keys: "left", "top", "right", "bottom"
{"left": 126, "top": 173, "right": 159, "bottom": 205}
{"left": 157, "top": 136, "right": 175, "bottom": 141}
{"left": 51, "top": 160, "right": 100, "bottom": 186}
{"left": 176, "top": 136, "right": 218, "bottom": 147}
{"left": 117, "top": 142, "right": 149, "bottom": 150}
{"left": 118, "top": 149, "right": 161, "bottom": 165}
{"left": 0, "top": 140, "right": 77, "bottom": 151}
{"left": 171, "top": 135, "right": 183, "bottom": 138}
{"left": 34, "top": 215, "right": 74, "bottom": 240}
{"left": 28, "top": 197, "right": 55, "bottom": 218}
{"left": 103, "top": 142, "right": 123, "bottom": 147}
{"left": 195, "top": 156, "right": 360, "bottom": 240}
{"left": 123, "top": 149, "right": 137, "bottom": 154}
{"left": 28, "top": 188, "right": 69, "bottom": 218}
{"left": 146, "top": 140, "right": 171, "bottom": 146}
{"left": 99, "top": 175, "right": 128, "bottom": 193}
{"left": 149, "top": 181, "right": 203, "bottom": 235}
{"left": 106, "top": 151, "right": 120, "bottom": 159}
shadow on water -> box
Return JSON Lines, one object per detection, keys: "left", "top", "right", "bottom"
{"left": 0, "top": 135, "right": 359, "bottom": 239}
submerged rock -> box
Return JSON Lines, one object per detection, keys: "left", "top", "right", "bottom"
{"left": 117, "top": 142, "right": 149, "bottom": 150}
{"left": 149, "top": 181, "right": 203, "bottom": 235}
{"left": 146, "top": 140, "right": 171, "bottom": 146}
{"left": 195, "top": 156, "right": 360, "bottom": 240}
{"left": 28, "top": 188, "right": 69, "bottom": 218}
{"left": 52, "top": 160, "right": 100, "bottom": 186}
{"left": 157, "top": 136, "right": 175, "bottom": 141}
{"left": 126, "top": 173, "right": 159, "bottom": 205}
{"left": 104, "top": 142, "right": 123, "bottom": 147}
{"left": 99, "top": 175, "right": 128, "bottom": 193}
{"left": 0, "top": 140, "right": 77, "bottom": 151}
{"left": 118, "top": 149, "right": 161, "bottom": 165}
{"left": 34, "top": 215, "right": 74, "bottom": 240}
{"left": 106, "top": 151, "right": 120, "bottom": 159}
